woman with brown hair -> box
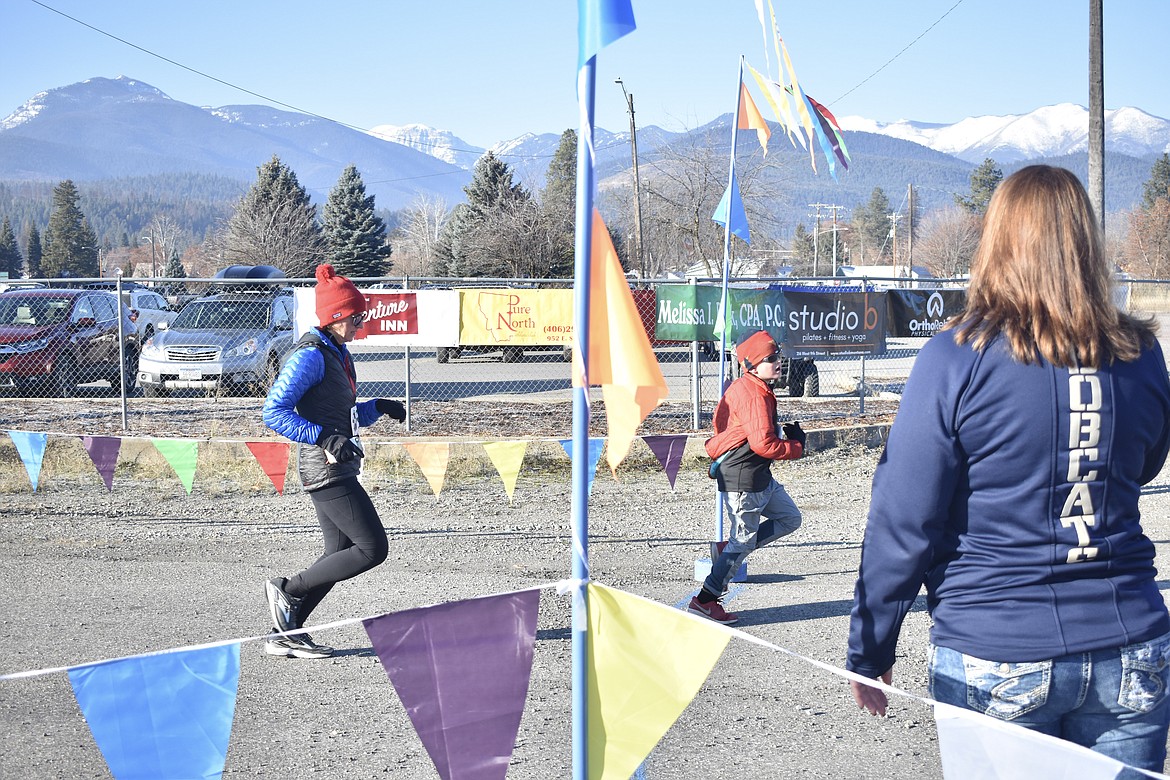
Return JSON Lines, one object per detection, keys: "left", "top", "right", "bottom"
{"left": 847, "top": 166, "right": 1170, "bottom": 771}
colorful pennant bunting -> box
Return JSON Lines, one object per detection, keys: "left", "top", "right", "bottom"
{"left": 641, "top": 435, "right": 688, "bottom": 490}
{"left": 404, "top": 442, "right": 451, "bottom": 498}
{"left": 482, "top": 441, "right": 529, "bottom": 502}
{"left": 80, "top": 435, "right": 121, "bottom": 491}
{"left": 8, "top": 430, "right": 47, "bottom": 492}
{"left": 245, "top": 441, "right": 291, "bottom": 495}
{"left": 151, "top": 438, "right": 198, "bottom": 495}
{"left": 560, "top": 437, "right": 607, "bottom": 495}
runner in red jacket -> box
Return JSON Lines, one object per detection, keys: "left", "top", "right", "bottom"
{"left": 690, "top": 330, "right": 805, "bottom": 625}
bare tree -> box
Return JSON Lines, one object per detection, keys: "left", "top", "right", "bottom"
{"left": 1124, "top": 200, "right": 1170, "bottom": 278}
{"left": 914, "top": 206, "right": 981, "bottom": 278}
{"left": 391, "top": 195, "right": 448, "bottom": 277}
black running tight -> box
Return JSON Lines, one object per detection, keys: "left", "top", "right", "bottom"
{"left": 285, "top": 477, "right": 388, "bottom": 626}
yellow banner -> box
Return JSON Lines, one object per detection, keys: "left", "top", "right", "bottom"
{"left": 458, "top": 289, "right": 574, "bottom": 346}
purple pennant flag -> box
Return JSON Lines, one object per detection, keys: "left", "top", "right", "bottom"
{"left": 364, "top": 590, "right": 541, "bottom": 780}
{"left": 68, "top": 643, "right": 240, "bottom": 780}
{"left": 642, "top": 434, "right": 688, "bottom": 490}
{"left": 81, "top": 435, "right": 122, "bottom": 491}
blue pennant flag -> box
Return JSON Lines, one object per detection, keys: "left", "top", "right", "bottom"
{"left": 8, "top": 430, "right": 47, "bottom": 491}
{"left": 712, "top": 172, "right": 751, "bottom": 244}
{"left": 577, "top": 0, "right": 636, "bottom": 68}
{"left": 69, "top": 644, "right": 241, "bottom": 780}
{"left": 559, "top": 437, "right": 606, "bottom": 494}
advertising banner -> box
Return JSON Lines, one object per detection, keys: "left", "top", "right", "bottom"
{"left": 293, "top": 288, "right": 461, "bottom": 346}
{"left": 886, "top": 289, "right": 967, "bottom": 337}
{"left": 653, "top": 285, "right": 786, "bottom": 345}
{"left": 781, "top": 289, "right": 886, "bottom": 357}
{"left": 458, "top": 288, "right": 574, "bottom": 346}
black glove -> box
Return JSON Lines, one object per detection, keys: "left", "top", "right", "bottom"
{"left": 375, "top": 398, "right": 406, "bottom": 422}
{"left": 782, "top": 421, "right": 807, "bottom": 449}
{"left": 315, "top": 430, "right": 363, "bottom": 462}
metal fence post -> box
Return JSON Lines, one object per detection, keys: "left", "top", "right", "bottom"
{"left": 688, "top": 277, "right": 702, "bottom": 429}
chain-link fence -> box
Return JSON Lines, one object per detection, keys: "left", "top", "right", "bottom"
{"left": 3, "top": 274, "right": 1168, "bottom": 435}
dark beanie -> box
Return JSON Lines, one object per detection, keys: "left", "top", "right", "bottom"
{"left": 737, "top": 330, "right": 779, "bottom": 369}
{"left": 314, "top": 264, "right": 366, "bottom": 326}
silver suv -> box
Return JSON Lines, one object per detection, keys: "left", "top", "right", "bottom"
{"left": 137, "top": 289, "right": 295, "bottom": 397}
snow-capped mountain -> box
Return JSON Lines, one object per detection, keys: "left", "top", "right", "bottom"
{"left": 838, "top": 103, "right": 1170, "bottom": 164}
{"left": 367, "top": 123, "right": 484, "bottom": 171}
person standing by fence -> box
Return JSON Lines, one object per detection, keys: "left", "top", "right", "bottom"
{"left": 847, "top": 166, "right": 1170, "bottom": 773}
{"left": 260, "top": 263, "right": 406, "bottom": 658}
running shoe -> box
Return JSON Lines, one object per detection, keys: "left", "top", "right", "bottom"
{"left": 687, "top": 596, "right": 739, "bottom": 625}
{"left": 264, "top": 577, "right": 303, "bottom": 634}
{"left": 264, "top": 631, "right": 334, "bottom": 659}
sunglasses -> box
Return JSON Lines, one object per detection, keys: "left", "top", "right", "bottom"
{"left": 759, "top": 353, "right": 781, "bottom": 364}
{"left": 348, "top": 312, "right": 366, "bottom": 326}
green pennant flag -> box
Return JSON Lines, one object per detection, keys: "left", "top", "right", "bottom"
{"left": 152, "top": 439, "right": 199, "bottom": 494}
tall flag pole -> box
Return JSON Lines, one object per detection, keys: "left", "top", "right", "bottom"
{"left": 711, "top": 56, "right": 747, "bottom": 542}
{"left": 574, "top": 2, "right": 635, "bottom": 779}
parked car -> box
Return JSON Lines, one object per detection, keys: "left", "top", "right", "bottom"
{"left": 84, "top": 282, "right": 175, "bottom": 339}
{"left": 137, "top": 287, "right": 296, "bottom": 397}
{"left": 0, "top": 288, "right": 140, "bottom": 396}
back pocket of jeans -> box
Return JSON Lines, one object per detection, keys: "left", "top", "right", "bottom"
{"left": 1119, "top": 633, "right": 1170, "bottom": 714}
{"left": 963, "top": 657, "right": 1052, "bottom": 721}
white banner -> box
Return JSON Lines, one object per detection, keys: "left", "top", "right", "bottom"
{"left": 293, "top": 288, "right": 460, "bottom": 347}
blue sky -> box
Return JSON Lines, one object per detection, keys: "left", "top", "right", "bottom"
{"left": 2, "top": 1, "right": 1167, "bottom": 149}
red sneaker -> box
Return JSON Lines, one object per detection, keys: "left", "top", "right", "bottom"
{"left": 687, "top": 596, "right": 739, "bottom": 625}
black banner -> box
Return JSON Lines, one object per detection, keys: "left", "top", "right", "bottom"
{"left": 886, "top": 289, "right": 967, "bottom": 337}
{"left": 781, "top": 290, "right": 887, "bottom": 357}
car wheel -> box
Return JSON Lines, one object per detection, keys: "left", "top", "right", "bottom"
{"left": 109, "top": 346, "right": 139, "bottom": 393}
{"left": 255, "top": 355, "right": 280, "bottom": 396}
{"left": 50, "top": 356, "right": 78, "bottom": 398}
{"left": 802, "top": 366, "right": 820, "bottom": 398}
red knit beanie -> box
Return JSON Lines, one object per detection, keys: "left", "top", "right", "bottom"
{"left": 315, "top": 264, "right": 366, "bottom": 326}
{"left": 737, "top": 330, "right": 779, "bottom": 369}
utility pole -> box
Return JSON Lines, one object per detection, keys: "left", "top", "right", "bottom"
{"left": 810, "top": 203, "right": 845, "bottom": 278}
{"left": 907, "top": 184, "right": 914, "bottom": 271}
{"left": 615, "top": 78, "right": 645, "bottom": 279}
{"left": 1088, "top": 0, "right": 1105, "bottom": 231}
{"left": 808, "top": 204, "right": 823, "bottom": 276}
{"left": 888, "top": 212, "right": 902, "bottom": 275}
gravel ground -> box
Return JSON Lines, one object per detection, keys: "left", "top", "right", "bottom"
{"left": 3, "top": 399, "right": 1168, "bottom": 779}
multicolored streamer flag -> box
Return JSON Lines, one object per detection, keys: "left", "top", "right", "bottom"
{"left": 69, "top": 643, "right": 240, "bottom": 780}
{"left": 577, "top": 0, "right": 636, "bottom": 68}
{"left": 245, "top": 441, "right": 291, "bottom": 495}
{"left": 641, "top": 435, "right": 688, "bottom": 490}
{"left": 934, "top": 702, "right": 1125, "bottom": 779}
{"left": 711, "top": 171, "right": 751, "bottom": 245}
{"left": 151, "top": 438, "right": 198, "bottom": 495}
{"left": 578, "top": 210, "right": 668, "bottom": 473}
{"left": 363, "top": 590, "right": 540, "bottom": 780}
{"left": 560, "top": 437, "right": 607, "bottom": 495}
{"left": 404, "top": 442, "right": 451, "bottom": 498}
{"left": 586, "top": 583, "right": 730, "bottom": 780}
{"left": 81, "top": 435, "right": 121, "bottom": 491}
{"left": 8, "top": 430, "right": 47, "bottom": 491}
{"left": 482, "top": 440, "right": 529, "bottom": 502}
{"left": 738, "top": 80, "right": 771, "bottom": 156}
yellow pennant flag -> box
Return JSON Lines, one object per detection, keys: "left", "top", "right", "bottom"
{"left": 403, "top": 442, "right": 450, "bottom": 498}
{"left": 482, "top": 440, "right": 528, "bottom": 502}
{"left": 586, "top": 583, "right": 730, "bottom": 780}
{"left": 575, "top": 209, "right": 668, "bottom": 474}
{"left": 737, "top": 81, "right": 771, "bottom": 156}
{"left": 747, "top": 62, "right": 805, "bottom": 150}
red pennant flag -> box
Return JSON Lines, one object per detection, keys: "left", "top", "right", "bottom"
{"left": 245, "top": 441, "right": 291, "bottom": 495}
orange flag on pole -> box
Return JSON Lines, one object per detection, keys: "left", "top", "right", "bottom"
{"left": 575, "top": 209, "right": 668, "bottom": 474}
{"left": 737, "top": 81, "right": 771, "bottom": 156}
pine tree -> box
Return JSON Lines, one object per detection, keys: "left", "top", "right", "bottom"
{"left": 789, "top": 223, "right": 816, "bottom": 274}
{"left": 1141, "top": 153, "right": 1170, "bottom": 210}
{"left": 25, "top": 223, "right": 42, "bottom": 278}
{"left": 852, "top": 187, "right": 893, "bottom": 262}
{"left": 955, "top": 158, "right": 1003, "bottom": 216}
{"left": 41, "top": 180, "right": 99, "bottom": 279}
{"left": 163, "top": 248, "right": 188, "bottom": 296}
{"left": 539, "top": 129, "right": 577, "bottom": 278}
{"left": 322, "top": 165, "right": 392, "bottom": 278}
{"left": 222, "top": 155, "right": 323, "bottom": 279}
{"left": 0, "top": 218, "right": 23, "bottom": 279}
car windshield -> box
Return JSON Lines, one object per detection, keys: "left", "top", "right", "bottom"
{"left": 0, "top": 296, "right": 72, "bottom": 326}
{"left": 172, "top": 300, "right": 271, "bottom": 330}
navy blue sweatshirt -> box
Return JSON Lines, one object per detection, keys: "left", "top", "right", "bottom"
{"left": 847, "top": 331, "right": 1170, "bottom": 679}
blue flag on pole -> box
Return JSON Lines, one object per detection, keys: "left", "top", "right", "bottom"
{"left": 577, "top": 0, "right": 636, "bottom": 67}
{"left": 712, "top": 171, "right": 751, "bottom": 244}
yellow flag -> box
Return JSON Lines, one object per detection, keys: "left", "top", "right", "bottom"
{"left": 482, "top": 440, "right": 528, "bottom": 502}
{"left": 586, "top": 583, "right": 730, "bottom": 780}
{"left": 575, "top": 209, "right": 668, "bottom": 473}
{"left": 403, "top": 442, "right": 449, "bottom": 498}
{"left": 737, "top": 81, "right": 771, "bottom": 156}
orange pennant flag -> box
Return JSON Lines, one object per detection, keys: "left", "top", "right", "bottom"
{"left": 575, "top": 209, "right": 668, "bottom": 474}
{"left": 404, "top": 442, "right": 450, "bottom": 498}
{"left": 246, "top": 441, "right": 291, "bottom": 495}
{"left": 738, "top": 81, "right": 771, "bottom": 156}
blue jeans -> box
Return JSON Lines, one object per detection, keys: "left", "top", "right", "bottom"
{"left": 929, "top": 632, "right": 1170, "bottom": 773}
{"left": 702, "top": 480, "right": 801, "bottom": 598}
